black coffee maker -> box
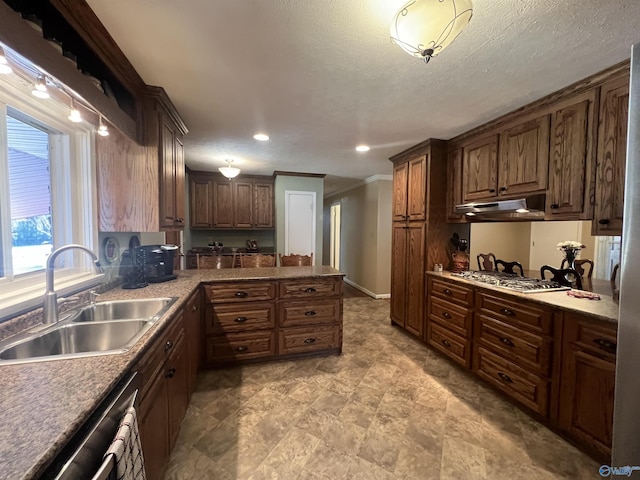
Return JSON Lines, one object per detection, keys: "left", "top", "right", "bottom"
{"left": 120, "top": 244, "right": 178, "bottom": 288}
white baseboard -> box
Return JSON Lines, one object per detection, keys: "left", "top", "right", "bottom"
{"left": 344, "top": 278, "right": 390, "bottom": 299}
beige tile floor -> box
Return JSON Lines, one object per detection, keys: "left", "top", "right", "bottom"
{"left": 164, "top": 296, "right": 603, "bottom": 480}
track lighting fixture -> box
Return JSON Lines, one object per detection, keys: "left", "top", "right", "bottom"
{"left": 31, "top": 75, "right": 49, "bottom": 98}
{"left": 0, "top": 46, "right": 12, "bottom": 75}
{"left": 68, "top": 98, "right": 82, "bottom": 122}
{"left": 97, "top": 115, "right": 109, "bottom": 136}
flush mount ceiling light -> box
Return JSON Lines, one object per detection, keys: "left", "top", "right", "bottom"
{"left": 253, "top": 133, "right": 269, "bottom": 141}
{"left": 390, "top": 0, "right": 473, "bottom": 64}
{"left": 97, "top": 115, "right": 109, "bottom": 136}
{"left": 68, "top": 98, "right": 82, "bottom": 123}
{"left": 219, "top": 159, "right": 241, "bottom": 179}
{"left": 0, "top": 46, "right": 12, "bottom": 75}
{"left": 355, "top": 145, "right": 370, "bottom": 152}
{"left": 31, "top": 75, "right": 50, "bottom": 98}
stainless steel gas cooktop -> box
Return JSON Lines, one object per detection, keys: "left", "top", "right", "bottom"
{"left": 452, "top": 271, "right": 570, "bottom": 293}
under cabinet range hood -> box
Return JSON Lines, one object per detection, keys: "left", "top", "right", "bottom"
{"left": 455, "top": 195, "right": 546, "bottom": 220}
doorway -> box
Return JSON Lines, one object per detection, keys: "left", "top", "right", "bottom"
{"left": 330, "top": 203, "right": 341, "bottom": 270}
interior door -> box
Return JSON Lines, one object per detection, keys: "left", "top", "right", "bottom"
{"left": 284, "top": 190, "right": 316, "bottom": 261}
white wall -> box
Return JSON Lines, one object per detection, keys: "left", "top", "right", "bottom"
{"left": 469, "top": 223, "right": 532, "bottom": 269}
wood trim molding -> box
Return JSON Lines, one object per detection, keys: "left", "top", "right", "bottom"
{"left": 143, "top": 85, "right": 188, "bottom": 136}
{"left": 273, "top": 171, "right": 326, "bottom": 178}
{"left": 50, "top": 0, "right": 145, "bottom": 96}
{"left": 389, "top": 138, "right": 447, "bottom": 164}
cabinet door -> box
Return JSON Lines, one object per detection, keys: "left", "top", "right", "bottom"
{"left": 547, "top": 96, "right": 594, "bottom": 218}
{"left": 407, "top": 155, "right": 427, "bottom": 221}
{"left": 190, "top": 176, "right": 213, "bottom": 228}
{"left": 234, "top": 181, "right": 254, "bottom": 228}
{"left": 446, "top": 147, "right": 464, "bottom": 221}
{"left": 139, "top": 370, "right": 169, "bottom": 480}
{"left": 174, "top": 135, "right": 185, "bottom": 227}
{"left": 254, "top": 182, "right": 274, "bottom": 228}
{"left": 392, "top": 162, "right": 409, "bottom": 221}
{"left": 462, "top": 135, "right": 499, "bottom": 201}
{"left": 167, "top": 331, "right": 189, "bottom": 450}
{"left": 499, "top": 115, "right": 550, "bottom": 196}
{"left": 212, "top": 179, "right": 234, "bottom": 227}
{"left": 159, "top": 116, "right": 177, "bottom": 228}
{"left": 390, "top": 222, "right": 408, "bottom": 327}
{"left": 185, "top": 290, "right": 202, "bottom": 398}
{"left": 558, "top": 346, "right": 615, "bottom": 459}
{"left": 593, "top": 76, "right": 628, "bottom": 236}
{"left": 405, "top": 223, "right": 426, "bottom": 338}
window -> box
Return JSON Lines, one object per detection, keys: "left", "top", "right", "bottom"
{"left": 0, "top": 62, "right": 101, "bottom": 321}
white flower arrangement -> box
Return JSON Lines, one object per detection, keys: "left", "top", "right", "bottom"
{"left": 557, "top": 240, "right": 585, "bottom": 251}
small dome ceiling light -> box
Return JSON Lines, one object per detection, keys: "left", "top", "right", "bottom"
{"left": 253, "top": 133, "right": 270, "bottom": 141}
{"left": 31, "top": 75, "right": 50, "bottom": 98}
{"left": 0, "top": 46, "right": 12, "bottom": 74}
{"left": 68, "top": 98, "right": 82, "bottom": 123}
{"left": 219, "top": 159, "right": 241, "bottom": 179}
{"left": 390, "top": 0, "right": 473, "bottom": 64}
{"left": 97, "top": 115, "right": 109, "bottom": 136}
{"left": 356, "top": 145, "right": 370, "bottom": 152}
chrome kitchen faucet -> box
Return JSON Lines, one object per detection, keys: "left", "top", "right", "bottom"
{"left": 42, "top": 244, "right": 102, "bottom": 324}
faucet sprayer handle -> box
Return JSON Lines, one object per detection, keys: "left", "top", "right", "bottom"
{"left": 89, "top": 290, "right": 100, "bottom": 305}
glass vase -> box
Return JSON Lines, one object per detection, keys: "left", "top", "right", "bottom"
{"left": 564, "top": 248, "right": 579, "bottom": 270}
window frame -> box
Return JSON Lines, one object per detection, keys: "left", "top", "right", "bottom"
{"left": 0, "top": 70, "right": 103, "bottom": 321}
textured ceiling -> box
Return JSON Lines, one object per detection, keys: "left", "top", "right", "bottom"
{"left": 86, "top": 0, "right": 640, "bottom": 195}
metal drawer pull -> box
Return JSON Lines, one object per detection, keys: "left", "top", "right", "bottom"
{"left": 304, "top": 338, "right": 316, "bottom": 344}
{"left": 164, "top": 341, "right": 174, "bottom": 351}
{"left": 500, "top": 308, "right": 515, "bottom": 316}
{"left": 442, "top": 312, "right": 452, "bottom": 319}
{"left": 165, "top": 368, "right": 176, "bottom": 378}
{"left": 443, "top": 289, "right": 453, "bottom": 296}
{"left": 234, "top": 317, "right": 248, "bottom": 323}
{"left": 497, "top": 372, "right": 513, "bottom": 383}
{"left": 304, "top": 287, "right": 317, "bottom": 293}
{"left": 441, "top": 339, "right": 451, "bottom": 347}
{"left": 192, "top": 305, "right": 198, "bottom": 312}
{"left": 305, "top": 311, "right": 317, "bottom": 316}
{"left": 234, "top": 291, "right": 249, "bottom": 298}
{"left": 235, "top": 346, "right": 249, "bottom": 352}
{"left": 499, "top": 337, "right": 514, "bottom": 347}
{"left": 593, "top": 338, "right": 617, "bottom": 352}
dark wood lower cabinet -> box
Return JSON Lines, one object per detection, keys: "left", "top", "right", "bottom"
{"left": 138, "top": 368, "right": 169, "bottom": 480}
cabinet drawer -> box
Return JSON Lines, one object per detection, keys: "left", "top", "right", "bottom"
{"left": 204, "top": 282, "right": 276, "bottom": 304}
{"left": 475, "top": 347, "right": 549, "bottom": 417}
{"left": 476, "top": 292, "right": 552, "bottom": 334}
{"left": 428, "top": 296, "right": 472, "bottom": 336}
{"left": 279, "top": 278, "right": 341, "bottom": 299}
{"left": 566, "top": 314, "right": 617, "bottom": 360}
{"left": 279, "top": 299, "right": 340, "bottom": 328}
{"left": 430, "top": 278, "right": 473, "bottom": 307}
{"left": 427, "top": 322, "right": 471, "bottom": 368}
{"left": 206, "top": 303, "right": 275, "bottom": 334}
{"left": 278, "top": 325, "right": 340, "bottom": 355}
{"left": 206, "top": 331, "right": 276, "bottom": 363}
{"left": 476, "top": 315, "right": 552, "bottom": 375}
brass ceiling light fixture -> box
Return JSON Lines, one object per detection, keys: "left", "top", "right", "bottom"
{"left": 219, "top": 159, "right": 241, "bottom": 179}
{"left": 390, "top": 0, "right": 473, "bottom": 64}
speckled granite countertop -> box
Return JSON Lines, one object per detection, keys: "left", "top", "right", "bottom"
{"left": 427, "top": 271, "right": 619, "bottom": 324}
{"left": 0, "top": 266, "right": 343, "bottom": 480}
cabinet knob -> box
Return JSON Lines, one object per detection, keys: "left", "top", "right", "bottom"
{"left": 303, "top": 338, "right": 316, "bottom": 344}
{"left": 442, "top": 312, "right": 452, "bottom": 319}
{"left": 550, "top": 203, "right": 559, "bottom": 209}
{"left": 593, "top": 338, "right": 617, "bottom": 353}
{"left": 234, "top": 316, "right": 248, "bottom": 323}
{"left": 304, "top": 287, "right": 317, "bottom": 293}
{"left": 489, "top": 189, "right": 496, "bottom": 193}
{"left": 500, "top": 308, "right": 515, "bottom": 316}
{"left": 304, "top": 311, "right": 317, "bottom": 316}
{"left": 192, "top": 305, "right": 198, "bottom": 312}
{"left": 235, "top": 346, "right": 249, "bottom": 353}
{"left": 441, "top": 339, "right": 451, "bottom": 348}
{"left": 443, "top": 289, "right": 453, "bottom": 296}
{"left": 176, "top": 218, "right": 184, "bottom": 223}
{"left": 497, "top": 372, "right": 513, "bottom": 383}
{"left": 164, "top": 340, "right": 174, "bottom": 351}
{"left": 234, "top": 291, "right": 249, "bottom": 298}
{"left": 499, "top": 187, "right": 507, "bottom": 192}
{"left": 598, "top": 219, "right": 611, "bottom": 225}
{"left": 499, "top": 337, "right": 515, "bottom": 347}
{"left": 165, "top": 368, "right": 176, "bottom": 378}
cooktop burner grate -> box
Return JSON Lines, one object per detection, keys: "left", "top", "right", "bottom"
{"left": 451, "top": 271, "right": 570, "bottom": 293}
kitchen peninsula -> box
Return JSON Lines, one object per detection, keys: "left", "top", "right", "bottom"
{"left": 0, "top": 266, "right": 343, "bottom": 480}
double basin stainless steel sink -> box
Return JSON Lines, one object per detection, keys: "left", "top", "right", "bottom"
{"left": 0, "top": 297, "right": 177, "bottom": 364}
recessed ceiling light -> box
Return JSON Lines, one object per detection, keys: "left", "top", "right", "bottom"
{"left": 253, "top": 133, "right": 269, "bottom": 141}
{"left": 356, "top": 145, "right": 370, "bottom": 152}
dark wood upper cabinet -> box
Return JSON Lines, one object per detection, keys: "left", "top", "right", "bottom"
{"left": 462, "top": 135, "right": 499, "bottom": 202}
{"left": 233, "top": 181, "right": 254, "bottom": 228}
{"left": 392, "top": 162, "right": 409, "bottom": 221}
{"left": 212, "top": 179, "right": 234, "bottom": 228}
{"left": 446, "top": 147, "right": 464, "bottom": 222}
{"left": 499, "top": 115, "right": 550, "bottom": 196}
{"left": 392, "top": 155, "right": 428, "bottom": 222}
{"left": 254, "top": 182, "right": 275, "bottom": 228}
{"left": 190, "top": 177, "right": 214, "bottom": 228}
{"left": 547, "top": 92, "right": 597, "bottom": 219}
{"left": 593, "top": 74, "right": 629, "bottom": 236}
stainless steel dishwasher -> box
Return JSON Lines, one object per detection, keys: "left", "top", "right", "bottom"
{"left": 42, "top": 372, "right": 141, "bottom": 480}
